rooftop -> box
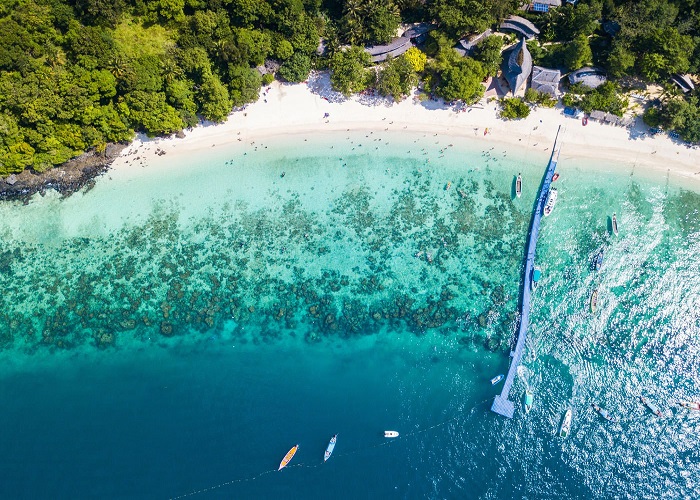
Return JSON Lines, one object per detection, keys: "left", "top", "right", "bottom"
{"left": 499, "top": 15, "right": 540, "bottom": 40}
{"left": 531, "top": 66, "right": 561, "bottom": 97}
{"left": 502, "top": 38, "right": 533, "bottom": 94}
{"left": 569, "top": 66, "right": 607, "bottom": 88}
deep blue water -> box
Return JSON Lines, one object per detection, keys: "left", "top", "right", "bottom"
{"left": 1, "top": 130, "right": 699, "bottom": 499}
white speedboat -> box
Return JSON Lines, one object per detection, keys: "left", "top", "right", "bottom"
{"left": 559, "top": 409, "right": 572, "bottom": 438}
{"left": 543, "top": 188, "right": 558, "bottom": 216}
{"left": 384, "top": 430, "right": 399, "bottom": 438}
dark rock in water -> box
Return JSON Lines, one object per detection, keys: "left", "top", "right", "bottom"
{"left": 0, "top": 143, "right": 127, "bottom": 202}
{"left": 160, "top": 321, "right": 174, "bottom": 336}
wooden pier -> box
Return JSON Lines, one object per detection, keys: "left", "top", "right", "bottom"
{"left": 491, "top": 127, "right": 561, "bottom": 418}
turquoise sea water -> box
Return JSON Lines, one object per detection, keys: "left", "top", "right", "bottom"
{"left": 0, "top": 130, "right": 699, "bottom": 498}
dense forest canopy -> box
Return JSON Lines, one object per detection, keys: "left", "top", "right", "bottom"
{"left": 0, "top": 0, "right": 699, "bottom": 175}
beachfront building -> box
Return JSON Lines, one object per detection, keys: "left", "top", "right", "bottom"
{"left": 531, "top": 66, "right": 561, "bottom": 97}
{"left": 568, "top": 67, "right": 607, "bottom": 89}
{"left": 671, "top": 74, "right": 695, "bottom": 94}
{"left": 365, "top": 23, "right": 433, "bottom": 63}
{"left": 502, "top": 37, "right": 533, "bottom": 95}
{"left": 529, "top": 0, "right": 562, "bottom": 13}
{"left": 499, "top": 16, "right": 540, "bottom": 40}
{"left": 455, "top": 29, "right": 493, "bottom": 57}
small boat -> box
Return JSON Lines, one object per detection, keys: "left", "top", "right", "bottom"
{"left": 640, "top": 396, "right": 664, "bottom": 418}
{"left": 591, "top": 403, "right": 617, "bottom": 423}
{"left": 516, "top": 173, "right": 522, "bottom": 198}
{"left": 582, "top": 116, "right": 588, "bottom": 126}
{"left": 324, "top": 435, "right": 337, "bottom": 462}
{"left": 594, "top": 248, "right": 604, "bottom": 271}
{"left": 590, "top": 289, "right": 598, "bottom": 313}
{"left": 612, "top": 213, "right": 619, "bottom": 236}
{"left": 559, "top": 408, "right": 573, "bottom": 438}
{"left": 552, "top": 172, "right": 560, "bottom": 181}
{"left": 445, "top": 181, "right": 451, "bottom": 190}
{"left": 384, "top": 430, "right": 399, "bottom": 438}
{"left": 678, "top": 401, "right": 700, "bottom": 411}
{"left": 524, "top": 389, "right": 534, "bottom": 414}
{"left": 278, "top": 444, "right": 299, "bottom": 471}
{"left": 491, "top": 374, "right": 504, "bottom": 385}
{"left": 543, "top": 188, "right": 557, "bottom": 216}
{"left": 532, "top": 266, "right": 542, "bottom": 290}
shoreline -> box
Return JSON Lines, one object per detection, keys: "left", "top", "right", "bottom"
{"left": 0, "top": 143, "right": 127, "bottom": 203}
{"left": 113, "top": 74, "right": 700, "bottom": 189}
{"left": 5, "top": 73, "right": 700, "bottom": 201}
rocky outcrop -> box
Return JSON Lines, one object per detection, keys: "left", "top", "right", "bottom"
{"left": 0, "top": 143, "right": 127, "bottom": 202}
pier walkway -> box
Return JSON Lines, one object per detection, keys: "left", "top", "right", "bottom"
{"left": 491, "top": 127, "right": 561, "bottom": 418}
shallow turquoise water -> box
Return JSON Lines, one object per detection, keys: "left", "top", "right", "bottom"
{"left": 0, "top": 130, "right": 699, "bottom": 498}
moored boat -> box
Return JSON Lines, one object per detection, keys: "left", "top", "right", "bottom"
{"left": 560, "top": 409, "right": 573, "bottom": 438}
{"left": 278, "top": 444, "right": 299, "bottom": 470}
{"left": 640, "top": 396, "right": 664, "bottom": 418}
{"left": 594, "top": 248, "right": 604, "bottom": 271}
{"left": 552, "top": 172, "right": 560, "bottom": 181}
{"left": 384, "top": 430, "right": 399, "bottom": 438}
{"left": 324, "top": 435, "right": 337, "bottom": 462}
{"left": 678, "top": 401, "right": 700, "bottom": 411}
{"left": 532, "top": 266, "right": 542, "bottom": 290}
{"left": 591, "top": 403, "right": 617, "bottom": 422}
{"left": 590, "top": 289, "right": 598, "bottom": 313}
{"left": 491, "top": 374, "right": 504, "bottom": 385}
{"left": 516, "top": 173, "right": 522, "bottom": 198}
{"left": 543, "top": 188, "right": 558, "bottom": 216}
{"left": 612, "top": 213, "right": 619, "bottom": 236}
{"left": 524, "top": 389, "right": 534, "bottom": 414}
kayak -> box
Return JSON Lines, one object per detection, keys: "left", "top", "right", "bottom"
{"left": 324, "top": 435, "right": 337, "bottom": 462}
{"left": 524, "top": 389, "right": 534, "bottom": 414}
{"left": 559, "top": 408, "right": 572, "bottom": 438}
{"left": 278, "top": 444, "right": 299, "bottom": 471}
{"left": 384, "top": 430, "right": 399, "bottom": 438}
{"left": 491, "top": 374, "right": 504, "bottom": 385}
{"left": 640, "top": 396, "right": 664, "bottom": 418}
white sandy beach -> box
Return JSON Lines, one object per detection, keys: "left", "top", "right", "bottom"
{"left": 112, "top": 72, "right": 700, "bottom": 187}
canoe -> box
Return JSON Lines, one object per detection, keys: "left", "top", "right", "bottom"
{"left": 524, "top": 390, "right": 534, "bottom": 414}
{"left": 532, "top": 266, "right": 542, "bottom": 290}
{"left": 560, "top": 408, "right": 572, "bottom": 438}
{"left": 590, "top": 289, "right": 598, "bottom": 313}
{"left": 324, "top": 435, "right": 337, "bottom": 462}
{"left": 491, "top": 374, "right": 504, "bottom": 385}
{"left": 278, "top": 444, "right": 299, "bottom": 471}
{"left": 591, "top": 403, "right": 617, "bottom": 423}
{"left": 640, "top": 396, "right": 664, "bottom": 418}
{"left": 612, "top": 213, "right": 619, "bottom": 236}
{"left": 678, "top": 401, "right": 700, "bottom": 411}
{"left": 384, "top": 430, "right": 399, "bottom": 438}
{"left": 516, "top": 173, "right": 522, "bottom": 198}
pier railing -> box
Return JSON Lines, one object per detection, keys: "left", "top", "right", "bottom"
{"left": 491, "top": 126, "right": 562, "bottom": 418}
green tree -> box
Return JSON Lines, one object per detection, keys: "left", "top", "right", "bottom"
{"left": 123, "top": 91, "right": 184, "bottom": 136}
{"left": 472, "top": 35, "right": 503, "bottom": 77}
{"left": 376, "top": 54, "right": 417, "bottom": 99}
{"left": 198, "top": 74, "right": 232, "bottom": 122}
{"left": 227, "top": 65, "right": 262, "bottom": 106}
{"left": 329, "top": 46, "right": 370, "bottom": 95}
{"left": 500, "top": 97, "right": 530, "bottom": 119}
{"left": 436, "top": 58, "right": 486, "bottom": 103}
{"left": 565, "top": 34, "right": 592, "bottom": 71}
{"left": 278, "top": 52, "right": 312, "bottom": 82}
